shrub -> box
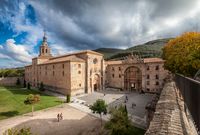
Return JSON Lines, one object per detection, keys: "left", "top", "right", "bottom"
{"left": 39, "top": 82, "right": 45, "bottom": 91}
{"left": 27, "top": 82, "right": 31, "bottom": 90}
{"left": 23, "top": 80, "right": 26, "bottom": 88}
{"left": 16, "top": 78, "right": 21, "bottom": 86}
{"left": 105, "top": 105, "right": 145, "bottom": 135}
{"left": 66, "top": 94, "right": 71, "bottom": 103}
{"left": 3, "top": 127, "right": 32, "bottom": 135}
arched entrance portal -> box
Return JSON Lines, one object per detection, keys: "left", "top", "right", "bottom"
{"left": 124, "top": 66, "right": 142, "bottom": 91}
{"left": 93, "top": 74, "right": 100, "bottom": 91}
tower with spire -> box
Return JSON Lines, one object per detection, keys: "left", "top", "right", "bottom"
{"left": 39, "top": 31, "right": 52, "bottom": 58}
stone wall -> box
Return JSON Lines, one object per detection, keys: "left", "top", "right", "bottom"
{"left": 0, "top": 77, "right": 24, "bottom": 86}
{"left": 145, "top": 81, "right": 198, "bottom": 135}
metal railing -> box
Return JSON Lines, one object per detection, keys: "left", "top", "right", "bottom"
{"left": 175, "top": 74, "right": 200, "bottom": 131}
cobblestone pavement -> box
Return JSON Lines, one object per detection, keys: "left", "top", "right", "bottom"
{"left": 70, "top": 89, "right": 155, "bottom": 128}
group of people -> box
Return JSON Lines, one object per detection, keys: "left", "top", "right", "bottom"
{"left": 57, "top": 113, "right": 63, "bottom": 122}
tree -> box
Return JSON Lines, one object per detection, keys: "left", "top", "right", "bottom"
{"left": 24, "top": 94, "right": 40, "bottom": 116}
{"left": 39, "top": 82, "right": 44, "bottom": 91}
{"left": 16, "top": 78, "right": 21, "bottom": 86}
{"left": 66, "top": 94, "right": 71, "bottom": 103}
{"left": 3, "top": 127, "right": 32, "bottom": 135}
{"left": 90, "top": 99, "right": 107, "bottom": 126}
{"left": 27, "top": 83, "right": 31, "bottom": 90}
{"left": 105, "top": 105, "right": 144, "bottom": 135}
{"left": 24, "top": 80, "right": 27, "bottom": 88}
{"left": 162, "top": 32, "right": 200, "bottom": 77}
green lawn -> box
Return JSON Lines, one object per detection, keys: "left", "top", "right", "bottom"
{"left": 0, "top": 86, "right": 62, "bottom": 120}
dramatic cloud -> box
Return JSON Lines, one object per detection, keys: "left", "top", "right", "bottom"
{"left": 0, "top": 39, "right": 33, "bottom": 63}
{"left": 30, "top": 0, "right": 200, "bottom": 49}
{"left": 0, "top": 0, "right": 200, "bottom": 68}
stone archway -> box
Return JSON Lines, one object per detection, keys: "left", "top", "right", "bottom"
{"left": 124, "top": 66, "right": 142, "bottom": 91}
{"left": 93, "top": 74, "right": 100, "bottom": 91}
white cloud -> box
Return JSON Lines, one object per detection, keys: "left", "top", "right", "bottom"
{"left": 0, "top": 39, "right": 33, "bottom": 64}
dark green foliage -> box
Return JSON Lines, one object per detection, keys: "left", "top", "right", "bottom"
{"left": 39, "top": 82, "right": 44, "bottom": 91}
{"left": 23, "top": 80, "right": 26, "bottom": 88}
{"left": 124, "top": 105, "right": 128, "bottom": 115}
{"left": 90, "top": 99, "right": 107, "bottom": 126}
{"left": 0, "top": 68, "right": 24, "bottom": 77}
{"left": 105, "top": 105, "right": 145, "bottom": 135}
{"left": 16, "top": 78, "right": 21, "bottom": 86}
{"left": 94, "top": 48, "right": 123, "bottom": 59}
{"left": 3, "top": 127, "right": 32, "bottom": 135}
{"left": 27, "top": 83, "right": 31, "bottom": 90}
{"left": 94, "top": 38, "right": 172, "bottom": 60}
{"left": 66, "top": 94, "right": 71, "bottom": 103}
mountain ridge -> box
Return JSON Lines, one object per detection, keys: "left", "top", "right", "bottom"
{"left": 94, "top": 38, "right": 173, "bottom": 60}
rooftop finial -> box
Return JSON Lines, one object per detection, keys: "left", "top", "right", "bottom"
{"left": 43, "top": 30, "right": 47, "bottom": 42}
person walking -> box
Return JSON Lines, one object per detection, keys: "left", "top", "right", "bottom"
{"left": 57, "top": 113, "right": 60, "bottom": 122}
{"left": 60, "top": 113, "right": 63, "bottom": 120}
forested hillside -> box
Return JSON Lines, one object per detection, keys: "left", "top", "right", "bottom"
{"left": 95, "top": 38, "right": 172, "bottom": 60}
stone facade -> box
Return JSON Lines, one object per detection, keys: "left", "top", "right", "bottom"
{"left": 25, "top": 34, "right": 104, "bottom": 96}
{"left": 105, "top": 55, "right": 169, "bottom": 93}
{"left": 25, "top": 34, "right": 168, "bottom": 95}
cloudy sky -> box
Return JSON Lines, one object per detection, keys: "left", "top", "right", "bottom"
{"left": 0, "top": 0, "right": 200, "bottom": 68}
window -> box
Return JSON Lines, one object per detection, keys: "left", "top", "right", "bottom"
{"left": 78, "top": 64, "right": 81, "bottom": 68}
{"left": 112, "top": 67, "right": 115, "bottom": 71}
{"left": 155, "top": 74, "right": 159, "bottom": 79}
{"left": 53, "top": 65, "right": 55, "bottom": 69}
{"left": 45, "top": 71, "right": 47, "bottom": 75}
{"left": 147, "top": 74, "right": 150, "bottom": 79}
{"left": 119, "top": 67, "right": 121, "bottom": 71}
{"left": 147, "top": 81, "right": 150, "bottom": 85}
{"left": 46, "top": 49, "right": 48, "bottom": 53}
{"left": 119, "top": 74, "right": 121, "bottom": 78}
{"left": 147, "top": 66, "right": 150, "bottom": 70}
{"left": 62, "top": 64, "right": 64, "bottom": 69}
{"left": 78, "top": 71, "right": 81, "bottom": 74}
{"left": 53, "top": 71, "right": 55, "bottom": 76}
{"left": 93, "top": 58, "right": 98, "bottom": 64}
{"left": 62, "top": 71, "right": 64, "bottom": 76}
{"left": 79, "top": 84, "right": 81, "bottom": 87}
{"left": 156, "top": 81, "right": 159, "bottom": 85}
{"left": 112, "top": 74, "right": 114, "bottom": 78}
{"left": 156, "top": 65, "right": 159, "bottom": 70}
{"left": 42, "top": 48, "right": 44, "bottom": 53}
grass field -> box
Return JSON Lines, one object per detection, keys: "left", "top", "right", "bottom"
{"left": 0, "top": 86, "right": 62, "bottom": 120}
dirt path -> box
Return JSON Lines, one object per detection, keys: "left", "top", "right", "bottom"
{"left": 0, "top": 104, "right": 103, "bottom": 135}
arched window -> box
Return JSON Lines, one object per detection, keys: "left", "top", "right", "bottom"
{"left": 46, "top": 49, "right": 48, "bottom": 53}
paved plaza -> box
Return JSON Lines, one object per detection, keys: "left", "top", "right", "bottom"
{"left": 70, "top": 88, "right": 155, "bottom": 128}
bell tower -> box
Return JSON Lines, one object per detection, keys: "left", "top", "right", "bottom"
{"left": 39, "top": 32, "right": 52, "bottom": 58}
